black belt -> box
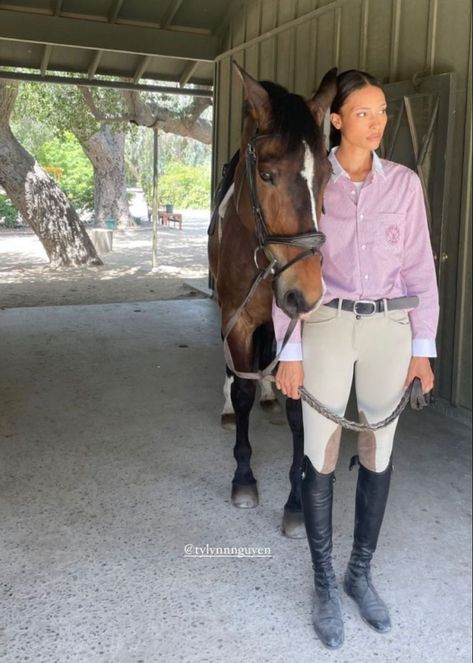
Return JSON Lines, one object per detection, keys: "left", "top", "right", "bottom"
{"left": 325, "top": 296, "right": 419, "bottom": 316}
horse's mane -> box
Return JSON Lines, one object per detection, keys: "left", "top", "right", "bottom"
{"left": 245, "top": 80, "right": 323, "bottom": 154}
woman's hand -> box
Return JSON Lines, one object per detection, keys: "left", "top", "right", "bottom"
{"left": 404, "top": 357, "right": 435, "bottom": 394}
{"left": 275, "top": 361, "right": 304, "bottom": 400}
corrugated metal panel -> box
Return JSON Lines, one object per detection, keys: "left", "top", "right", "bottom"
{"left": 213, "top": 0, "right": 472, "bottom": 412}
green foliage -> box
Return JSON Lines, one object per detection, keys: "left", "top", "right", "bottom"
{"left": 37, "top": 132, "right": 94, "bottom": 210}
{"left": 0, "top": 194, "right": 20, "bottom": 227}
{"left": 12, "top": 81, "right": 128, "bottom": 142}
{"left": 157, "top": 162, "right": 210, "bottom": 209}
{"left": 125, "top": 127, "right": 212, "bottom": 208}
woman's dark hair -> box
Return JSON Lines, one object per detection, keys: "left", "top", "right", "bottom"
{"left": 329, "top": 69, "right": 384, "bottom": 148}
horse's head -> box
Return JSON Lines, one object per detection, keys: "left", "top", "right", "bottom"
{"left": 234, "top": 64, "right": 337, "bottom": 319}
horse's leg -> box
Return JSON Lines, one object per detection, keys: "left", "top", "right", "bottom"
{"left": 230, "top": 373, "right": 259, "bottom": 507}
{"left": 255, "top": 323, "right": 282, "bottom": 415}
{"left": 226, "top": 320, "right": 259, "bottom": 508}
{"left": 221, "top": 368, "right": 236, "bottom": 431}
{"left": 282, "top": 396, "right": 306, "bottom": 538}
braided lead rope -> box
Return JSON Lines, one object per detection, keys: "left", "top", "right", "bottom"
{"left": 298, "top": 377, "right": 428, "bottom": 432}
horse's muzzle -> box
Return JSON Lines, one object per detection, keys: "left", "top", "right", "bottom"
{"left": 281, "top": 289, "right": 313, "bottom": 318}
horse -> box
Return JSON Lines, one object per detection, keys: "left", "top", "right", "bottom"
{"left": 208, "top": 63, "right": 337, "bottom": 537}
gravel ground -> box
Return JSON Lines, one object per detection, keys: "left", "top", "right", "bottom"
{"left": 0, "top": 211, "right": 210, "bottom": 309}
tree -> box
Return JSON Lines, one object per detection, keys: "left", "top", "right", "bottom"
{"left": 0, "top": 80, "right": 102, "bottom": 268}
{"left": 14, "top": 82, "right": 212, "bottom": 228}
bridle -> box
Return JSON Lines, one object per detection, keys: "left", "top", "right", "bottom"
{"left": 243, "top": 132, "right": 327, "bottom": 277}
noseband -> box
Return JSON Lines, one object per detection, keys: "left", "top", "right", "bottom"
{"left": 244, "top": 132, "right": 326, "bottom": 277}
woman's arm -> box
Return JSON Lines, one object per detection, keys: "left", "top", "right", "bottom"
{"left": 401, "top": 172, "right": 440, "bottom": 357}
{"left": 401, "top": 172, "right": 439, "bottom": 393}
{"left": 272, "top": 299, "right": 304, "bottom": 399}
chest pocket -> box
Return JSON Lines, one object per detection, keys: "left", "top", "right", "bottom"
{"left": 376, "top": 213, "right": 405, "bottom": 253}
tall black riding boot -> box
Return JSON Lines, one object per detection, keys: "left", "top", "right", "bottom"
{"left": 300, "top": 455, "right": 344, "bottom": 649}
{"left": 344, "top": 456, "right": 392, "bottom": 633}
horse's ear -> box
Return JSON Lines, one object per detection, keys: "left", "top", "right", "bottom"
{"left": 233, "top": 61, "right": 273, "bottom": 131}
{"left": 307, "top": 67, "right": 338, "bottom": 126}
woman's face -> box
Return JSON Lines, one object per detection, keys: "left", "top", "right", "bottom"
{"left": 330, "top": 84, "right": 388, "bottom": 151}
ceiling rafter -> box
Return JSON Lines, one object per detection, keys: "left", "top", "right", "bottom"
{"left": 133, "top": 55, "right": 151, "bottom": 84}
{"left": 87, "top": 0, "right": 123, "bottom": 81}
{"left": 161, "top": 0, "right": 184, "bottom": 29}
{"left": 87, "top": 51, "right": 103, "bottom": 79}
{"left": 179, "top": 61, "right": 198, "bottom": 87}
{"left": 40, "top": 43, "right": 52, "bottom": 76}
{"left": 108, "top": 0, "right": 125, "bottom": 24}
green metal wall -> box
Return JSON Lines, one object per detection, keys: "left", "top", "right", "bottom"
{"left": 213, "top": 0, "right": 472, "bottom": 416}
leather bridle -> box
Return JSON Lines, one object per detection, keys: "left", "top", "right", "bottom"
{"left": 243, "top": 132, "right": 327, "bottom": 277}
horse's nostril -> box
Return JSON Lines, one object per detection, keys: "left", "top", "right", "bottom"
{"left": 283, "top": 289, "right": 306, "bottom": 316}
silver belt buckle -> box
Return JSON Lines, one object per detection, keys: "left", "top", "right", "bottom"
{"left": 353, "top": 299, "right": 377, "bottom": 316}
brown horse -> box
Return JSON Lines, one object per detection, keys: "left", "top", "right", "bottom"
{"left": 209, "top": 64, "right": 337, "bottom": 537}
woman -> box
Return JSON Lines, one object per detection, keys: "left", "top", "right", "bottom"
{"left": 273, "top": 70, "right": 438, "bottom": 650}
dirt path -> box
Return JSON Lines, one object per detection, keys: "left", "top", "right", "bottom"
{"left": 0, "top": 212, "right": 210, "bottom": 308}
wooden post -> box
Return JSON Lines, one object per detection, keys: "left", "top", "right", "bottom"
{"left": 152, "top": 126, "right": 159, "bottom": 269}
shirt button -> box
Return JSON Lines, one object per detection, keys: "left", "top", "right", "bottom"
{"left": 362, "top": 244, "right": 367, "bottom": 250}
{"left": 360, "top": 214, "right": 364, "bottom": 219}
{"left": 364, "top": 274, "right": 369, "bottom": 280}
{"left": 351, "top": 190, "right": 356, "bottom": 194}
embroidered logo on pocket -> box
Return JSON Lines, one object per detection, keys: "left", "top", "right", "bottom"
{"left": 386, "top": 224, "right": 401, "bottom": 244}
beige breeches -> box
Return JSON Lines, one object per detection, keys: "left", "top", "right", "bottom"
{"left": 302, "top": 304, "right": 412, "bottom": 474}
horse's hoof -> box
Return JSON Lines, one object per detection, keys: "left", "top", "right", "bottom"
{"left": 231, "top": 482, "right": 259, "bottom": 508}
{"left": 260, "top": 398, "right": 282, "bottom": 415}
{"left": 221, "top": 413, "right": 236, "bottom": 431}
{"left": 282, "top": 509, "right": 306, "bottom": 538}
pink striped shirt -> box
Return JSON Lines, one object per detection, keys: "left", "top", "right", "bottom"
{"left": 273, "top": 147, "right": 439, "bottom": 360}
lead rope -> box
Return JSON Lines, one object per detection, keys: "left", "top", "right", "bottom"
{"left": 299, "top": 377, "right": 429, "bottom": 432}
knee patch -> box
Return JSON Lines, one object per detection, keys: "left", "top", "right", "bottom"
{"left": 319, "top": 424, "right": 342, "bottom": 474}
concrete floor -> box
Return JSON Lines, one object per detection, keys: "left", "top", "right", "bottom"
{"left": 0, "top": 299, "right": 471, "bottom": 663}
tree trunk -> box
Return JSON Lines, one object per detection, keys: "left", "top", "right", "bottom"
{"left": 80, "top": 126, "right": 132, "bottom": 228}
{"left": 0, "top": 82, "right": 102, "bottom": 268}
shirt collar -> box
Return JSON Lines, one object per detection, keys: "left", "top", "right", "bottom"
{"left": 328, "top": 146, "right": 386, "bottom": 182}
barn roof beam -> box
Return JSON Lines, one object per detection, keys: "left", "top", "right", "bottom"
{"left": 0, "top": 10, "right": 218, "bottom": 62}
{"left": 0, "top": 69, "right": 213, "bottom": 97}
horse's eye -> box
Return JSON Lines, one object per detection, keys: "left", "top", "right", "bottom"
{"left": 259, "top": 171, "right": 274, "bottom": 184}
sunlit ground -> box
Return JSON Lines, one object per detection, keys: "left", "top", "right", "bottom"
{"left": 0, "top": 211, "right": 211, "bottom": 308}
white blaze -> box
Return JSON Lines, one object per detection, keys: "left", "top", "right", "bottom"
{"left": 300, "top": 140, "right": 326, "bottom": 306}
{"left": 300, "top": 140, "right": 319, "bottom": 230}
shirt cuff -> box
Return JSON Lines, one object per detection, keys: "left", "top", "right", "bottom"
{"left": 276, "top": 341, "right": 303, "bottom": 361}
{"left": 412, "top": 338, "right": 437, "bottom": 357}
